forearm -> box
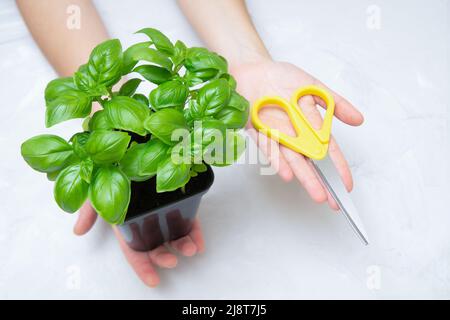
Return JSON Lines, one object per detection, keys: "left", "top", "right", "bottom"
{"left": 16, "top": 0, "right": 109, "bottom": 77}
{"left": 177, "top": 0, "right": 270, "bottom": 68}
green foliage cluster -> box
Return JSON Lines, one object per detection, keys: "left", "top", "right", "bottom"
{"left": 21, "top": 28, "right": 249, "bottom": 224}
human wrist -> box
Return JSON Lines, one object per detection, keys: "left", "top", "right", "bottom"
{"left": 227, "top": 45, "right": 272, "bottom": 73}
{"left": 228, "top": 52, "right": 272, "bottom": 78}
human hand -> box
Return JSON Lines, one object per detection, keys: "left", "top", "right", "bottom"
{"left": 231, "top": 59, "right": 364, "bottom": 210}
{"left": 74, "top": 202, "right": 205, "bottom": 287}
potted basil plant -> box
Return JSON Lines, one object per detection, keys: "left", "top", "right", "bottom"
{"left": 21, "top": 28, "right": 249, "bottom": 251}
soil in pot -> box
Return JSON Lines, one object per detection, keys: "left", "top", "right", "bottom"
{"left": 126, "top": 165, "right": 214, "bottom": 221}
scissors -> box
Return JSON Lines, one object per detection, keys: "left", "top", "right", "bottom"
{"left": 251, "top": 85, "right": 369, "bottom": 245}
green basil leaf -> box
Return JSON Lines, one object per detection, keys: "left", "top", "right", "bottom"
{"left": 120, "top": 138, "right": 168, "bottom": 180}
{"left": 89, "top": 166, "right": 130, "bottom": 224}
{"left": 185, "top": 75, "right": 203, "bottom": 87}
{"left": 129, "top": 47, "right": 173, "bottom": 71}
{"left": 172, "top": 40, "right": 187, "bottom": 66}
{"left": 87, "top": 39, "right": 123, "bottom": 88}
{"left": 70, "top": 132, "right": 90, "bottom": 158}
{"left": 45, "top": 90, "right": 92, "bottom": 127}
{"left": 45, "top": 77, "right": 78, "bottom": 103}
{"left": 185, "top": 69, "right": 218, "bottom": 87}
{"left": 193, "top": 163, "right": 207, "bottom": 173}
{"left": 21, "top": 134, "right": 74, "bottom": 173}
{"left": 133, "top": 65, "right": 172, "bottom": 84}
{"left": 193, "top": 69, "right": 218, "bottom": 81}
{"left": 70, "top": 132, "right": 90, "bottom": 145}
{"left": 85, "top": 131, "right": 131, "bottom": 164}
{"left": 188, "top": 99, "right": 203, "bottom": 120}
{"left": 47, "top": 170, "right": 62, "bottom": 181}
{"left": 88, "top": 110, "right": 113, "bottom": 131}
{"left": 122, "top": 41, "right": 151, "bottom": 74}
{"left": 80, "top": 158, "right": 94, "bottom": 183}
{"left": 46, "top": 156, "right": 79, "bottom": 181}
{"left": 82, "top": 116, "right": 91, "bottom": 131}
{"left": 54, "top": 163, "right": 89, "bottom": 213}
{"left": 195, "top": 78, "right": 231, "bottom": 117}
{"left": 136, "top": 28, "right": 174, "bottom": 55}
{"left": 190, "top": 170, "right": 198, "bottom": 177}
{"left": 120, "top": 143, "right": 149, "bottom": 181}
{"left": 73, "top": 64, "right": 99, "bottom": 93}
{"left": 183, "top": 104, "right": 194, "bottom": 125}
{"left": 227, "top": 91, "right": 249, "bottom": 111}
{"left": 149, "top": 80, "right": 188, "bottom": 110}
{"left": 215, "top": 106, "right": 248, "bottom": 129}
{"left": 144, "top": 108, "right": 188, "bottom": 145}
{"left": 220, "top": 73, "right": 237, "bottom": 90}
{"left": 156, "top": 156, "right": 191, "bottom": 192}
{"left": 185, "top": 47, "right": 227, "bottom": 73}
{"left": 118, "top": 78, "right": 142, "bottom": 96}
{"left": 202, "top": 129, "right": 245, "bottom": 167}
{"left": 132, "top": 93, "right": 149, "bottom": 107}
{"left": 139, "top": 139, "right": 171, "bottom": 176}
{"left": 190, "top": 119, "right": 227, "bottom": 157}
{"left": 104, "top": 96, "right": 150, "bottom": 136}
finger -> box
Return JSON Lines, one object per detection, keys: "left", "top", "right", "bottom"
{"left": 189, "top": 219, "right": 205, "bottom": 253}
{"left": 327, "top": 137, "right": 353, "bottom": 192}
{"left": 247, "top": 127, "right": 294, "bottom": 182}
{"left": 325, "top": 180, "right": 340, "bottom": 210}
{"left": 313, "top": 79, "right": 364, "bottom": 126}
{"left": 297, "top": 95, "right": 324, "bottom": 130}
{"left": 112, "top": 226, "right": 160, "bottom": 287}
{"left": 74, "top": 201, "right": 97, "bottom": 235}
{"left": 295, "top": 95, "right": 350, "bottom": 208}
{"left": 170, "top": 235, "right": 197, "bottom": 257}
{"left": 323, "top": 184, "right": 340, "bottom": 211}
{"left": 305, "top": 159, "right": 340, "bottom": 211}
{"left": 280, "top": 146, "right": 327, "bottom": 203}
{"left": 148, "top": 245, "right": 178, "bottom": 268}
{"left": 327, "top": 193, "right": 340, "bottom": 211}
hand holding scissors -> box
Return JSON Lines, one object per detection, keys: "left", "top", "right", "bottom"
{"left": 233, "top": 61, "right": 364, "bottom": 209}
{"left": 251, "top": 82, "right": 369, "bottom": 244}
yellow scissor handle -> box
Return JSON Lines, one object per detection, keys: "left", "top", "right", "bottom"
{"left": 251, "top": 85, "right": 335, "bottom": 160}
{"left": 291, "top": 85, "right": 335, "bottom": 144}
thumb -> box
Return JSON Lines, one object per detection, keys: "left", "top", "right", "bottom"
{"left": 74, "top": 201, "right": 97, "bottom": 235}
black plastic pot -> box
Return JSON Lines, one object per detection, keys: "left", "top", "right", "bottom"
{"left": 117, "top": 165, "right": 214, "bottom": 252}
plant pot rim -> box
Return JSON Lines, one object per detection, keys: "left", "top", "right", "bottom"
{"left": 121, "top": 165, "right": 214, "bottom": 225}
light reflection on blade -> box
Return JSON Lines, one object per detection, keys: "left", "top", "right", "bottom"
{"left": 311, "top": 156, "right": 369, "bottom": 246}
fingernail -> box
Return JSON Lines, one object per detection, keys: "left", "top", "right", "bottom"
{"left": 182, "top": 242, "right": 197, "bottom": 256}
{"left": 73, "top": 224, "right": 81, "bottom": 235}
{"left": 160, "top": 253, "right": 177, "bottom": 268}
{"left": 148, "top": 277, "right": 159, "bottom": 288}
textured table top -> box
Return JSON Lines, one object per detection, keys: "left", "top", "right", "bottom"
{"left": 0, "top": 0, "right": 449, "bottom": 299}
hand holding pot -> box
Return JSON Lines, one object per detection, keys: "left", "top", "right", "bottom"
{"left": 75, "top": 202, "right": 205, "bottom": 287}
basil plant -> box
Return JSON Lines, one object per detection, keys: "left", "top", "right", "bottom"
{"left": 21, "top": 28, "right": 249, "bottom": 225}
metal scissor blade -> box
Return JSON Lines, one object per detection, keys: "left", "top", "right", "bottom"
{"left": 311, "top": 156, "right": 369, "bottom": 246}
